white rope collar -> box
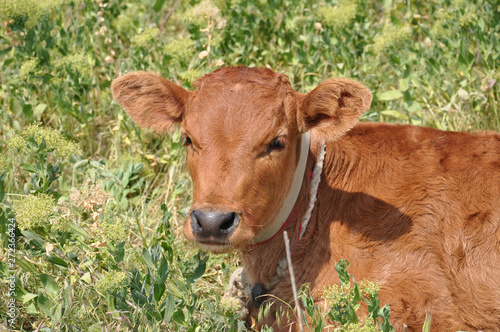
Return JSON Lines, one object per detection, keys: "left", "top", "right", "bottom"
{"left": 249, "top": 131, "right": 311, "bottom": 245}
{"left": 299, "top": 139, "right": 326, "bottom": 240}
{"left": 250, "top": 139, "right": 326, "bottom": 303}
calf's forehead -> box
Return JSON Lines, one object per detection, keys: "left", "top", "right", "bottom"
{"left": 183, "top": 73, "right": 294, "bottom": 144}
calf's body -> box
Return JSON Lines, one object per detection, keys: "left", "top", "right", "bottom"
{"left": 246, "top": 123, "right": 500, "bottom": 331}
{"left": 112, "top": 67, "right": 500, "bottom": 331}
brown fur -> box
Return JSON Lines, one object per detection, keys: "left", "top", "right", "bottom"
{"left": 112, "top": 67, "right": 500, "bottom": 331}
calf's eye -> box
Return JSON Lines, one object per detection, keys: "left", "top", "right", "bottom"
{"left": 267, "top": 137, "right": 287, "bottom": 153}
{"left": 182, "top": 135, "right": 192, "bottom": 146}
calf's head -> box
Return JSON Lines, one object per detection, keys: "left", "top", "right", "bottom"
{"left": 112, "top": 67, "right": 371, "bottom": 252}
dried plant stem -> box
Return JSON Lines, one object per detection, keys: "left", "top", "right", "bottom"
{"left": 164, "top": 0, "right": 183, "bottom": 24}
{"left": 283, "top": 231, "right": 304, "bottom": 332}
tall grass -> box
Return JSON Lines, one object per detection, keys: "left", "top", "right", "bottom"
{"left": 0, "top": 0, "right": 498, "bottom": 330}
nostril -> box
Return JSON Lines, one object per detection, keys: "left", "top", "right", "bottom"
{"left": 190, "top": 209, "right": 239, "bottom": 240}
{"left": 220, "top": 212, "right": 237, "bottom": 231}
{"left": 191, "top": 210, "right": 202, "bottom": 231}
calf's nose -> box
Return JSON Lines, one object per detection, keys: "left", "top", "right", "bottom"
{"left": 190, "top": 210, "right": 239, "bottom": 242}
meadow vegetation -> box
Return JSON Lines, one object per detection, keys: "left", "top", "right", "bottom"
{"left": 0, "top": 0, "right": 498, "bottom": 330}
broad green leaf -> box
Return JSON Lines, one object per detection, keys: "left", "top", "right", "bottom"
{"left": 22, "top": 231, "right": 45, "bottom": 248}
{"left": 402, "top": 64, "right": 411, "bottom": 79}
{"left": 46, "top": 254, "right": 68, "bottom": 268}
{"left": 15, "top": 256, "right": 39, "bottom": 274}
{"left": 352, "top": 284, "right": 362, "bottom": 304}
{"left": 0, "top": 173, "right": 5, "bottom": 202}
{"left": 190, "top": 258, "right": 207, "bottom": 282}
{"left": 0, "top": 47, "right": 12, "bottom": 57}
{"left": 153, "top": 276, "right": 166, "bottom": 302}
{"left": 380, "top": 110, "right": 407, "bottom": 120}
{"left": 22, "top": 103, "right": 33, "bottom": 119}
{"left": 404, "top": 91, "right": 423, "bottom": 113}
{"left": 67, "top": 223, "right": 91, "bottom": 239}
{"left": 27, "top": 302, "right": 37, "bottom": 314}
{"left": 38, "top": 274, "right": 59, "bottom": 296}
{"left": 81, "top": 272, "right": 92, "bottom": 284}
{"left": 399, "top": 78, "right": 409, "bottom": 92}
{"left": 33, "top": 104, "right": 47, "bottom": 118}
{"left": 172, "top": 308, "right": 185, "bottom": 325}
{"left": 20, "top": 163, "right": 39, "bottom": 174}
{"left": 164, "top": 293, "right": 175, "bottom": 323}
{"left": 37, "top": 292, "right": 53, "bottom": 318}
{"left": 376, "top": 90, "right": 403, "bottom": 101}
{"left": 153, "top": 0, "right": 165, "bottom": 12}
{"left": 22, "top": 293, "right": 38, "bottom": 304}
{"left": 113, "top": 241, "right": 125, "bottom": 264}
{"left": 131, "top": 289, "right": 149, "bottom": 306}
{"left": 383, "top": 0, "right": 393, "bottom": 15}
{"left": 53, "top": 303, "right": 62, "bottom": 321}
{"left": 63, "top": 280, "right": 71, "bottom": 314}
{"left": 141, "top": 248, "right": 156, "bottom": 271}
{"left": 168, "top": 280, "right": 185, "bottom": 299}
{"left": 406, "top": 100, "right": 422, "bottom": 113}
{"left": 158, "top": 256, "right": 169, "bottom": 280}
{"left": 10, "top": 98, "right": 23, "bottom": 116}
{"left": 457, "top": 88, "right": 469, "bottom": 101}
{"left": 378, "top": 304, "right": 394, "bottom": 332}
{"left": 334, "top": 260, "right": 350, "bottom": 285}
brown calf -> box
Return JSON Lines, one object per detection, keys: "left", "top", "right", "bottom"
{"left": 112, "top": 67, "right": 500, "bottom": 331}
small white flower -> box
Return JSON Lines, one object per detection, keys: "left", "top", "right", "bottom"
{"left": 198, "top": 50, "right": 209, "bottom": 59}
{"left": 45, "top": 242, "right": 54, "bottom": 256}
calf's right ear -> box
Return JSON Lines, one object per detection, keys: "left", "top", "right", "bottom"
{"left": 112, "top": 72, "right": 189, "bottom": 133}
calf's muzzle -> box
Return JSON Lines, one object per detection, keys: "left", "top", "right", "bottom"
{"left": 190, "top": 209, "right": 240, "bottom": 243}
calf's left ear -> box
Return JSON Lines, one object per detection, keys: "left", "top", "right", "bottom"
{"left": 297, "top": 78, "right": 372, "bottom": 140}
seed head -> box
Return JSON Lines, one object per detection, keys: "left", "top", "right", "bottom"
{"left": 97, "top": 271, "right": 128, "bottom": 294}
{"left": 15, "top": 194, "right": 56, "bottom": 231}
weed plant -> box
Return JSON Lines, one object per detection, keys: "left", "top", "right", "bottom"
{"left": 0, "top": 0, "right": 498, "bottom": 331}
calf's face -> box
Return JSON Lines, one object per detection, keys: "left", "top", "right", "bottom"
{"left": 112, "top": 67, "right": 371, "bottom": 252}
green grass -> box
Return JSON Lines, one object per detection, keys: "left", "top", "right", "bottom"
{"left": 0, "top": 0, "right": 498, "bottom": 331}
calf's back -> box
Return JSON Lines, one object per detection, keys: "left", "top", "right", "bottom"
{"left": 306, "top": 122, "right": 500, "bottom": 330}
